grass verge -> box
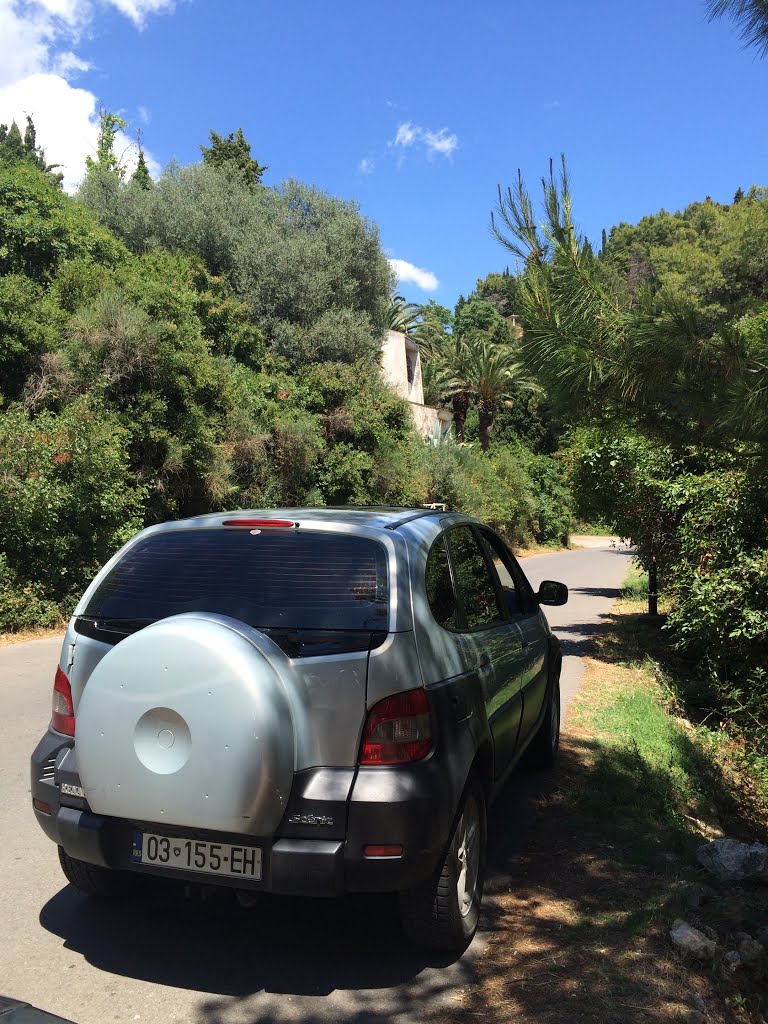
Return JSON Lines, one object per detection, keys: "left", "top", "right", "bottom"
{"left": 445, "top": 579, "right": 767, "bottom": 1024}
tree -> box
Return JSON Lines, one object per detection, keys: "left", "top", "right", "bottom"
{"left": 490, "top": 156, "right": 768, "bottom": 450}
{"left": 707, "top": 0, "right": 768, "bottom": 56}
{"left": 413, "top": 299, "right": 453, "bottom": 359}
{"left": 85, "top": 111, "right": 128, "bottom": 180}
{"left": 421, "top": 299, "right": 454, "bottom": 331}
{"left": 0, "top": 161, "right": 127, "bottom": 281}
{"left": 489, "top": 153, "right": 768, "bottom": 718}
{"left": 426, "top": 333, "right": 471, "bottom": 442}
{"left": 454, "top": 299, "right": 499, "bottom": 336}
{"left": 473, "top": 270, "right": 519, "bottom": 319}
{"left": 200, "top": 128, "right": 267, "bottom": 189}
{"left": 131, "top": 132, "right": 152, "bottom": 190}
{"left": 444, "top": 333, "right": 533, "bottom": 451}
{"left": 0, "top": 122, "right": 26, "bottom": 163}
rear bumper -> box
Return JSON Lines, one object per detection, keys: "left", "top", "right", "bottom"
{"left": 31, "top": 735, "right": 457, "bottom": 897}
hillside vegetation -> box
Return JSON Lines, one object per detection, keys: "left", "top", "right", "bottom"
{"left": 0, "top": 120, "right": 569, "bottom": 632}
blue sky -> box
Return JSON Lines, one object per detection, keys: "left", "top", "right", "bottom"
{"left": 1, "top": 0, "right": 766, "bottom": 309}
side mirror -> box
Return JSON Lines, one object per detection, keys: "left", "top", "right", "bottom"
{"left": 537, "top": 580, "right": 568, "bottom": 606}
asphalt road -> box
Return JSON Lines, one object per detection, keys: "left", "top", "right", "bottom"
{"left": 0, "top": 539, "right": 633, "bottom": 1024}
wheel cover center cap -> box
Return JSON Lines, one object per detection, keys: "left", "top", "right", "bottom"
{"left": 157, "top": 728, "right": 175, "bottom": 749}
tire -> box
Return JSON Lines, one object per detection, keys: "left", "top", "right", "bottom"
{"left": 398, "top": 777, "right": 486, "bottom": 952}
{"left": 523, "top": 669, "right": 561, "bottom": 771}
{"left": 58, "top": 846, "right": 124, "bottom": 898}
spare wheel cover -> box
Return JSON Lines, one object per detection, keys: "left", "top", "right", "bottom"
{"left": 76, "top": 614, "right": 296, "bottom": 835}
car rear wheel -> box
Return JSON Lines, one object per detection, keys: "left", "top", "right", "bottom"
{"left": 398, "top": 776, "right": 486, "bottom": 951}
{"left": 58, "top": 847, "right": 124, "bottom": 897}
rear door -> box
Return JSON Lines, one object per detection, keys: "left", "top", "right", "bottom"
{"left": 442, "top": 525, "right": 526, "bottom": 778}
{"left": 477, "top": 529, "right": 550, "bottom": 746}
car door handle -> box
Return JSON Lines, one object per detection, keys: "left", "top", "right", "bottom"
{"left": 477, "top": 653, "right": 491, "bottom": 669}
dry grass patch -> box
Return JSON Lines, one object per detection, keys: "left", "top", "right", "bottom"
{"left": 0, "top": 626, "right": 64, "bottom": 647}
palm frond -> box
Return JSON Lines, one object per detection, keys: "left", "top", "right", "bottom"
{"left": 386, "top": 294, "right": 422, "bottom": 334}
{"left": 707, "top": 0, "right": 768, "bottom": 56}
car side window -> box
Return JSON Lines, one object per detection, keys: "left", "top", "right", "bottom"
{"left": 446, "top": 526, "right": 505, "bottom": 631}
{"left": 425, "top": 535, "right": 458, "bottom": 629}
{"left": 478, "top": 529, "right": 536, "bottom": 618}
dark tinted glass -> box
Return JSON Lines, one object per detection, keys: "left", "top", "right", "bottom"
{"left": 85, "top": 529, "right": 389, "bottom": 630}
{"left": 425, "top": 536, "right": 458, "bottom": 629}
{"left": 477, "top": 530, "right": 532, "bottom": 618}
{"left": 446, "top": 527, "right": 504, "bottom": 630}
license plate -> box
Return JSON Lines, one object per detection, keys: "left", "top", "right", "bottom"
{"left": 130, "top": 830, "right": 262, "bottom": 880}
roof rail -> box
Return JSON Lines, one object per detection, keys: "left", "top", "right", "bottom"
{"left": 385, "top": 508, "right": 447, "bottom": 531}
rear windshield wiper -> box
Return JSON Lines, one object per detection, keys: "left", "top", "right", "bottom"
{"left": 74, "top": 616, "right": 155, "bottom": 643}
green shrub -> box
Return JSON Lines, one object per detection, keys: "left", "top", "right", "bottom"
{"left": 0, "top": 401, "right": 146, "bottom": 613}
{"left": 0, "top": 554, "right": 68, "bottom": 632}
{"left": 416, "top": 439, "right": 570, "bottom": 548}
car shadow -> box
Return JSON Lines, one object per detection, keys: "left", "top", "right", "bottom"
{"left": 39, "top": 881, "right": 464, "bottom": 998}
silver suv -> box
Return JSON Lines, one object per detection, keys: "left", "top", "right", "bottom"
{"left": 31, "top": 507, "right": 567, "bottom": 951}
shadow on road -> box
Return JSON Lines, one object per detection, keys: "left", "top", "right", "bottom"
{"left": 551, "top": 618, "right": 616, "bottom": 658}
{"left": 39, "top": 884, "right": 462, "bottom": 997}
{"left": 568, "top": 586, "right": 622, "bottom": 599}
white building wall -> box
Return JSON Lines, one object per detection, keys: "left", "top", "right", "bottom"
{"left": 380, "top": 329, "right": 451, "bottom": 441}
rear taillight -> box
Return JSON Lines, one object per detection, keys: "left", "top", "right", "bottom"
{"left": 52, "top": 667, "right": 75, "bottom": 736}
{"left": 359, "top": 688, "right": 432, "bottom": 765}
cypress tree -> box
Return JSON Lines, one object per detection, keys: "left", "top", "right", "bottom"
{"left": 132, "top": 146, "right": 152, "bottom": 190}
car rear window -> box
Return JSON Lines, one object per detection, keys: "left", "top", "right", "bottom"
{"left": 83, "top": 529, "right": 389, "bottom": 631}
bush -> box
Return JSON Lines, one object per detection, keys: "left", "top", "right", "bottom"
{"left": 0, "top": 554, "right": 68, "bottom": 632}
{"left": 0, "top": 401, "right": 146, "bottom": 617}
{"left": 416, "top": 439, "right": 570, "bottom": 548}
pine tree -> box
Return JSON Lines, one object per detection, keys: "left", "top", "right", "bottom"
{"left": 131, "top": 132, "right": 152, "bottom": 190}
{"left": 200, "top": 128, "right": 267, "bottom": 189}
{"left": 0, "top": 121, "right": 26, "bottom": 163}
{"left": 707, "top": 0, "right": 768, "bottom": 56}
{"left": 23, "top": 115, "right": 36, "bottom": 156}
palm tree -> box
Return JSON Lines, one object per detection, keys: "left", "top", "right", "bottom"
{"left": 424, "top": 333, "right": 471, "bottom": 443}
{"left": 707, "top": 0, "right": 768, "bottom": 56}
{"left": 386, "top": 294, "right": 422, "bottom": 335}
{"left": 436, "top": 333, "right": 536, "bottom": 450}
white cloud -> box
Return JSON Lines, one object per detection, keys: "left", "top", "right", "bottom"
{"left": 106, "top": 0, "right": 176, "bottom": 29}
{"left": 358, "top": 156, "right": 374, "bottom": 175}
{"left": 388, "top": 120, "right": 458, "bottom": 162}
{"left": 0, "top": 72, "right": 98, "bottom": 190}
{"left": 422, "top": 127, "right": 457, "bottom": 156}
{"left": 389, "top": 258, "right": 439, "bottom": 292}
{"left": 0, "top": 0, "right": 172, "bottom": 189}
{"left": 52, "top": 51, "right": 91, "bottom": 76}
{"left": 393, "top": 121, "right": 417, "bottom": 148}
